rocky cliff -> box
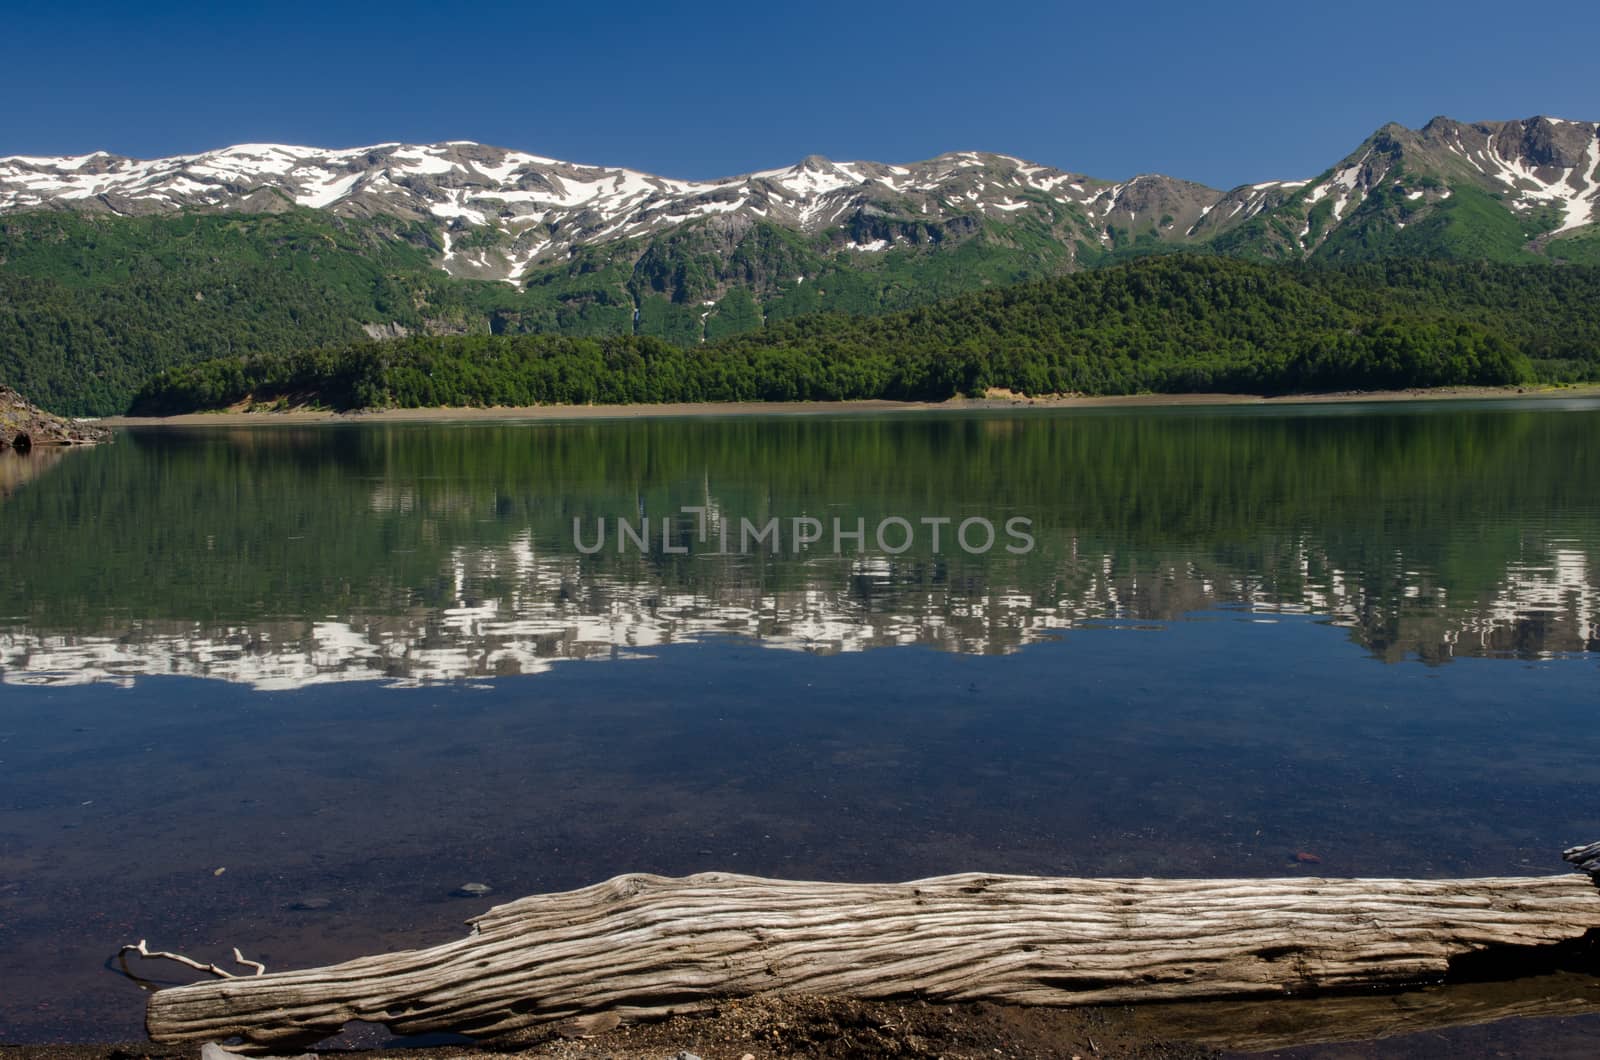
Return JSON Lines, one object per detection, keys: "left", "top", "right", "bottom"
{"left": 0, "top": 385, "right": 110, "bottom": 448}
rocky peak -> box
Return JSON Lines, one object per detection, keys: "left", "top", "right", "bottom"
{"left": 1500, "top": 116, "right": 1595, "bottom": 168}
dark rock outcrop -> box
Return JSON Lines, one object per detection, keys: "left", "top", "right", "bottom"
{"left": 0, "top": 385, "right": 110, "bottom": 447}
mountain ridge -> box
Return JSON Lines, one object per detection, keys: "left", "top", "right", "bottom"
{"left": 0, "top": 141, "right": 1195, "bottom": 282}
{"left": 5, "top": 115, "right": 1594, "bottom": 285}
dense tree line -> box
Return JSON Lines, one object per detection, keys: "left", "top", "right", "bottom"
{"left": 131, "top": 256, "right": 1598, "bottom": 414}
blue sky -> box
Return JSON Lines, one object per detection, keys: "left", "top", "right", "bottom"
{"left": 5, "top": 1, "right": 1597, "bottom": 189}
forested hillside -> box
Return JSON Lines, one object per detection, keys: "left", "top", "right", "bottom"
{"left": 130, "top": 257, "right": 1599, "bottom": 414}
{"left": 0, "top": 208, "right": 1087, "bottom": 415}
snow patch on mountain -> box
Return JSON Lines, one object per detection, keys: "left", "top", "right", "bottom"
{"left": 1481, "top": 132, "right": 1600, "bottom": 235}
{"left": 297, "top": 170, "right": 364, "bottom": 209}
{"left": 4, "top": 118, "right": 1596, "bottom": 283}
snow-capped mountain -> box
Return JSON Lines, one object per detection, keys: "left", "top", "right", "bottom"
{"left": 1197, "top": 116, "right": 1600, "bottom": 258}
{"left": 0, "top": 141, "right": 1217, "bottom": 230}
{"left": 4, "top": 115, "right": 1600, "bottom": 419}
{"left": 3, "top": 116, "right": 1595, "bottom": 284}
{"left": 0, "top": 141, "right": 1237, "bottom": 282}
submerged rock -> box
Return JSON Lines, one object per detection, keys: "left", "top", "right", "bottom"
{"left": 0, "top": 385, "right": 110, "bottom": 448}
{"left": 456, "top": 882, "right": 493, "bottom": 897}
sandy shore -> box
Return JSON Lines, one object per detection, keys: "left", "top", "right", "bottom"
{"left": 97, "top": 384, "right": 1600, "bottom": 428}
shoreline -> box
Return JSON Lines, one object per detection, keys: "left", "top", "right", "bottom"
{"left": 98, "top": 383, "right": 1600, "bottom": 427}
{"left": 0, "top": 996, "right": 1217, "bottom": 1059}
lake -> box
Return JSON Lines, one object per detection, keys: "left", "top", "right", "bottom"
{"left": 1, "top": 399, "right": 1598, "bottom": 1054}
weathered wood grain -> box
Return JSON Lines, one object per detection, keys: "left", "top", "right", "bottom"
{"left": 144, "top": 869, "right": 1600, "bottom": 1050}
{"left": 1564, "top": 840, "right": 1600, "bottom": 877}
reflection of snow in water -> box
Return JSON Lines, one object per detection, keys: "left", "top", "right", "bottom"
{"left": 2, "top": 538, "right": 1595, "bottom": 690}
{"left": 1448, "top": 546, "right": 1598, "bottom": 656}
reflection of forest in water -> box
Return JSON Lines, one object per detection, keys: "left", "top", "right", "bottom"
{"left": 2, "top": 403, "right": 1597, "bottom": 687}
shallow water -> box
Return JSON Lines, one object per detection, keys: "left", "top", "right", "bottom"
{"left": 1, "top": 401, "right": 1598, "bottom": 1050}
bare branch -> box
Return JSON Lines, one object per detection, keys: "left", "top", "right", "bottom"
{"left": 117, "top": 939, "right": 269, "bottom": 981}
{"left": 119, "top": 939, "right": 235, "bottom": 979}
{"left": 232, "top": 947, "right": 267, "bottom": 976}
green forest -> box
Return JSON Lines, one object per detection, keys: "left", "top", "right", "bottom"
{"left": 0, "top": 207, "right": 1080, "bottom": 415}
{"left": 7, "top": 200, "right": 1600, "bottom": 416}
{"left": 130, "top": 256, "right": 1600, "bottom": 414}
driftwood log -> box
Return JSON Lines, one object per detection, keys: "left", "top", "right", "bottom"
{"left": 139, "top": 847, "right": 1600, "bottom": 1050}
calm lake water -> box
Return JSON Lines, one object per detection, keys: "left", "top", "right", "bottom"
{"left": 1, "top": 400, "right": 1598, "bottom": 1053}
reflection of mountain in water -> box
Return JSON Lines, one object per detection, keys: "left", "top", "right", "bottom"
{"left": 1, "top": 406, "right": 1597, "bottom": 688}
{"left": 1433, "top": 546, "right": 1599, "bottom": 659}
{"left": 4, "top": 531, "right": 1594, "bottom": 690}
